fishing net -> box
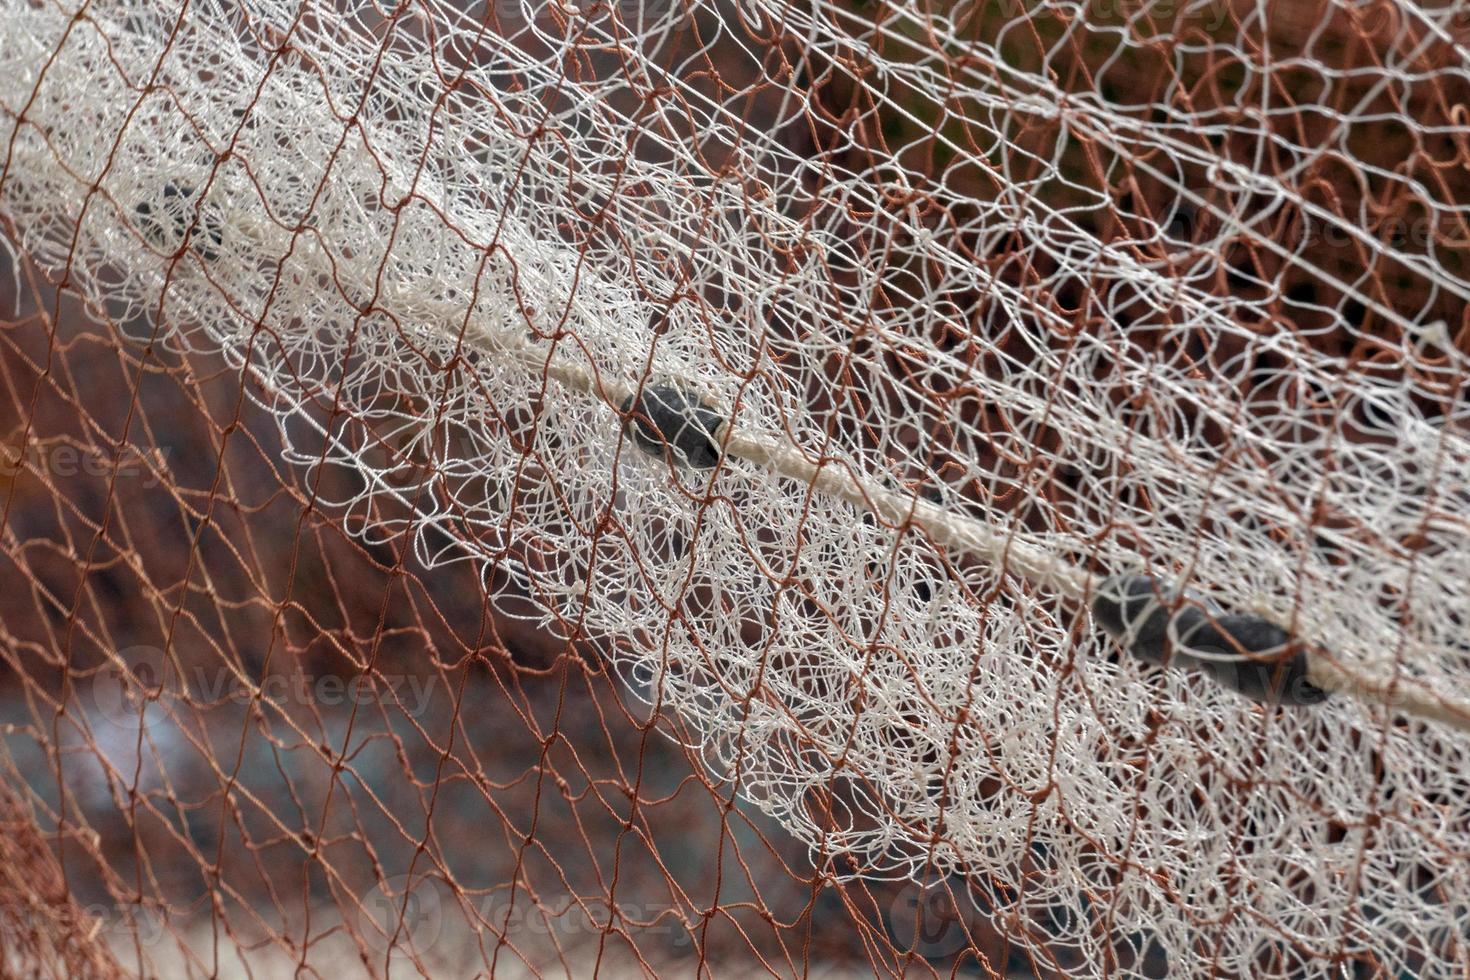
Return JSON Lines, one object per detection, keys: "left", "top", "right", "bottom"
{"left": 2, "top": 0, "right": 1469, "bottom": 975}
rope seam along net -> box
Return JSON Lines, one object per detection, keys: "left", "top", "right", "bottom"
{"left": 478, "top": 302, "right": 1470, "bottom": 728}
{"left": 165, "top": 189, "right": 1470, "bottom": 731}
{"left": 217, "top": 158, "right": 1470, "bottom": 732}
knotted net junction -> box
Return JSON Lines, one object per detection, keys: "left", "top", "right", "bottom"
{"left": 3, "top": 0, "right": 1470, "bottom": 975}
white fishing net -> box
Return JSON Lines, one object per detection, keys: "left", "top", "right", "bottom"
{"left": 3, "top": 0, "right": 1469, "bottom": 974}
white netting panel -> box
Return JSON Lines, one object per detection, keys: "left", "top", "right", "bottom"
{"left": 3, "top": 0, "right": 1470, "bottom": 974}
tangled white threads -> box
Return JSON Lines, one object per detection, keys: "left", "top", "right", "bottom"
{"left": 5, "top": 0, "right": 1470, "bottom": 975}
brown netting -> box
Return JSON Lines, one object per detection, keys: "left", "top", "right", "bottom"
{"left": 2, "top": 0, "right": 1470, "bottom": 977}
{"left": 1, "top": 776, "right": 124, "bottom": 978}
{"left": 0, "top": 249, "right": 1024, "bottom": 975}
{"left": 0, "top": 258, "right": 905, "bottom": 975}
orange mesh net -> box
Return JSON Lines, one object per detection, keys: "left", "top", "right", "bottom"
{"left": 3, "top": 0, "right": 1470, "bottom": 977}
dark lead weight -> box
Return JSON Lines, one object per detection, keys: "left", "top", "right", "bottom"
{"left": 620, "top": 385, "right": 725, "bottom": 469}
{"left": 136, "top": 183, "right": 223, "bottom": 261}
{"left": 1092, "top": 575, "right": 1329, "bottom": 707}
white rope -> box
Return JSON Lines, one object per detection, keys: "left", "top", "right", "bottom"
{"left": 524, "top": 332, "right": 1470, "bottom": 733}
